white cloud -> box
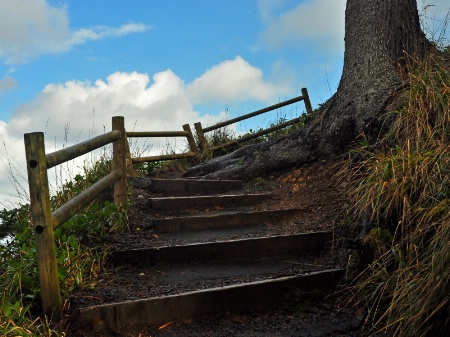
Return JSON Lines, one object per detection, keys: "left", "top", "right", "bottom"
{"left": 67, "top": 23, "right": 151, "bottom": 48}
{"left": 258, "top": 0, "right": 345, "bottom": 54}
{"left": 0, "top": 76, "right": 17, "bottom": 92}
{"left": 187, "top": 56, "right": 290, "bottom": 104}
{"left": 258, "top": 0, "right": 449, "bottom": 54}
{"left": 0, "top": 0, "right": 150, "bottom": 64}
{"left": 8, "top": 70, "right": 195, "bottom": 145}
{"left": 0, "top": 121, "right": 29, "bottom": 207}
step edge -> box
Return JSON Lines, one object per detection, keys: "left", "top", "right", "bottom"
{"left": 113, "top": 231, "right": 333, "bottom": 253}
{"left": 79, "top": 268, "right": 344, "bottom": 312}
{"left": 153, "top": 207, "right": 307, "bottom": 221}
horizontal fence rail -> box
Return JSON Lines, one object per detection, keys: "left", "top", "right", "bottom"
{"left": 127, "top": 123, "right": 199, "bottom": 165}
{"left": 46, "top": 130, "right": 121, "bottom": 169}
{"left": 211, "top": 115, "right": 305, "bottom": 152}
{"left": 194, "top": 87, "right": 313, "bottom": 152}
{"left": 51, "top": 168, "right": 123, "bottom": 229}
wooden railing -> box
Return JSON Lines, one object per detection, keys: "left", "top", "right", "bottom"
{"left": 194, "top": 87, "right": 313, "bottom": 153}
{"left": 25, "top": 116, "right": 128, "bottom": 319}
{"left": 127, "top": 123, "right": 199, "bottom": 165}
{"left": 24, "top": 116, "right": 202, "bottom": 319}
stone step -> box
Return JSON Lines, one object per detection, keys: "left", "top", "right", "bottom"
{"left": 149, "top": 178, "right": 243, "bottom": 196}
{"left": 109, "top": 232, "right": 332, "bottom": 266}
{"left": 149, "top": 193, "right": 272, "bottom": 214}
{"left": 72, "top": 269, "right": 344, "bottom": 333}
{"left": 153, "top": 208, "right": 306, "bottom": 233}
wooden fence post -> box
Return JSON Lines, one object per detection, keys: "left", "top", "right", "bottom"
{"left": 112, "top": 116, "right": 127, "bottom": 206}
{"left": 301, "top": 88, "right": 313, "bottom": 115}
{"left": 24, "top": 132, "right": 62, "bottom": 320}
{"left": 183, "top": 124, "right": 199, "bottom": 154}
{"left": 194, "top": 122, "right": 208, "bottom": 152}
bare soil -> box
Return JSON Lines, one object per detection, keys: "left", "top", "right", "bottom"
{"left": 66, "top": 159, "right": 379, "bottom": 337}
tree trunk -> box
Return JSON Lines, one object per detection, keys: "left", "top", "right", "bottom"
{"left": 184, "top": 0, "right": 432, "bottom": 180}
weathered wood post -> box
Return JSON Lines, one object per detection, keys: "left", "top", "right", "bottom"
{"left": 183, "top": 124, "right": 200, "bottom": 154}
{"left": 24, "top": 132, "right": 62, "bottom": 319}
{"left": 194, "top": 122, "right": 208, "bottom": 152}
{"left": 301, "top": 87, "right": 313, "bottom": 115}
{"left": 112, "top": 116, "right": 128, "bottom": 206}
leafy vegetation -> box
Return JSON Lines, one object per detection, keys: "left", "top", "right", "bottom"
{"left": 0, "top": 156, "right": 127, "bottom": 336}
{"left": 344, "top": 50, "right": 450, "bottom": 336}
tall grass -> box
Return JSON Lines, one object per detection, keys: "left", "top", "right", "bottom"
{"left": 344, "top": 51, "right": 450, "bottom": 336}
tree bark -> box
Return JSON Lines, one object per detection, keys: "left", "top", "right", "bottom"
{"left": 184, "top": 0, "right": 432, "bottom": 181}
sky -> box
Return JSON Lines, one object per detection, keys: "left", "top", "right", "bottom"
{"left": 0, "top": 0, "right": 449, "bottom": 207}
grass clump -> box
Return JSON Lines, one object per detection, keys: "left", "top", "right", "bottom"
{"left": 344, "top": 52, "right": 450, "bottom": 336}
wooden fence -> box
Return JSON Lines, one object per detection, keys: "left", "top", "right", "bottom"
{"left": 194, "top": 87, "right": 313, "bottom": 152}
{"left": 24, "top": 116, "right": 199, "bottom": 319}
{"left": 127, "top": 123, "right": 198, "bottom": 165}
{"left": 24, "top": 88, "right": 313, "bottom": 319}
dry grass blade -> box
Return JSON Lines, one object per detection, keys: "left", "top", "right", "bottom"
{"left": 342, "top": 50, "right": 450, "bottom": 336}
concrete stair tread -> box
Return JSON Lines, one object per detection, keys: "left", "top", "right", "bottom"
{"left": 148, "top": 193, "right": 273, "bottom": 214}
{"left": 149, "top": 192, "right": 271, "bottom": 200}
{"left": 156, "top": 223, "right": 269, "bottom": 243}
{"left": 149, "top": 178, "right": 244, "bottom": 195}
{"left": 153, "top": 208, "right": 307, "bottom": 233}
{"left": 110, "top": 231, "right": 333, "bottom": 266}
{"left": 71, "top": 268, "right": 345, "bottom": 332}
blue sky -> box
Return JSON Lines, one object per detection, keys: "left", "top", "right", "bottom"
{"left": 0, "top": 0, "right": 449, "bottom": 205}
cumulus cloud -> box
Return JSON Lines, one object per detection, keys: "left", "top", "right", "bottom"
{"left": 258, "top": 0, "right": 345, "bottom": 54}
{"left": 8, "top": 70, "right": 196, "bottom": 148}
{"left": 0, "top": 0, "right": 151, "bottom": 64}
{"left": 187, "top": 56, "right": 290, "bottom": 104}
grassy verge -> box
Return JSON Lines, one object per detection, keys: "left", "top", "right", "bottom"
{"left": 0, "top": 156, "right": 127, "bottom": 336}
{"left": 343, "top": 51, "right": 450, "bottom": 336}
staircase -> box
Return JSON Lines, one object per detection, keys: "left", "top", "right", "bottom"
{"left": 69, "top": 177, "right": 344, "bottom": 335}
